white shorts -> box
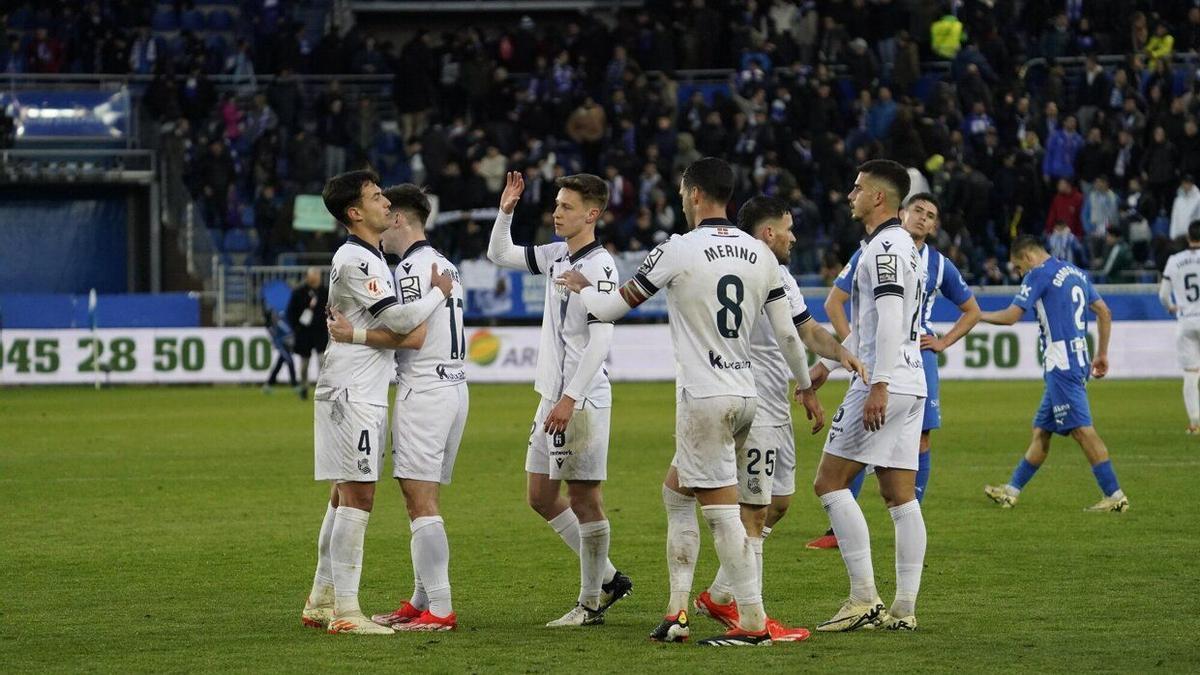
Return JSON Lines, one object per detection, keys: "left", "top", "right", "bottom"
{"left": 526, "top": 397, "right": 610, "bottom": 481}
{"left": 672, "top": 390, "right": 756, "bottom": 490}
{"left": 1178, "top": 319, "right": 1200, "bottom": 370}
{"left": 737, "top": 423, "right": 796, "bottom": 505}
{"left": 314, "top": 390, "right": 388, "bottom": 482}
{"left": 392, "top": 384, "right": 468, "bottom": 484}
{"left": 823, "top": 387, "right": 924, "bottom": 471}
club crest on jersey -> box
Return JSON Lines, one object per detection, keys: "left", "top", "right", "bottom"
{"left": 639, "top": 247, "right": 663, "bottom": 273}
{"left": 875, "top": 254, "right": 898, "bottom": 284}
{"left": 365, "top": 277, "right": 388, "bottom": 298}
{"left": 398, "top": 275, "right": 421, "bottom": 303}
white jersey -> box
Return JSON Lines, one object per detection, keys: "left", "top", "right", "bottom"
{"left": 525, "top": 240, "right": 616, "bottom": 407}
{"left": 848, "top": 219, "right": 927, "bottom": 397}
{"left": 392, "top": 241, "right": 466, "bottom": 392}
{"left": 1163, "top": 248, "right": 1200, "bottom": 319}
{"left": 631, "top": 218, "right": 785, "bottom": 398}
{"left": 315, "top": 235, "right": 398, "bottom": 406}
{"left": 750, "top": 265, "right": 811, "bottom": 426}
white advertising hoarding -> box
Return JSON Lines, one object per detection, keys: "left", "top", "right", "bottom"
{"left": 0, "top": 322, "right": 1178, "bottom": 385}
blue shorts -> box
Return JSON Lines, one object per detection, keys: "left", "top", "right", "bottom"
{"left": 921, "top": 349, "right": 940, "bottom": 432}
{"left": 1033, "top": 370, "right": 1093, "bottom": 435}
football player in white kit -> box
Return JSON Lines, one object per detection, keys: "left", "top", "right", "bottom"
{"left": 302, "top": 170, "right": 453, "bottom": 635}
{"left": 807, "top": 160, "right": 929, "bottom": 633}
{"left": 328, "top": 184, "right": 468, "bottom": 632}
{"left": 1160, "top": 220, "right": 1200, "bottom": 433}
{"left": 487, "top": 171, "right": 633, "bottom": 627}
{"left": 559, "top": 158, "right": 822, "bottom": 647}
{"left": 693, "top": 195, "right": 865, "bottom": 640}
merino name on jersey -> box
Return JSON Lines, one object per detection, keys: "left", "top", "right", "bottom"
{"left": 703, "top": 244, "right": 759, "bottom": 264}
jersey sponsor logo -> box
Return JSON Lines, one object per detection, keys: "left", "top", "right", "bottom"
{"left": 882, "top": 241, "right": 893, "bottom": 252}
{"left": 708, "top": 350, "right": 751, "bottom": 370}
{"left": 365, "top": 277, "right": 389, "bottom": 298}
{"left": 435, "top": 364, "right": 466, "bottom": 381}
{"left": 398, "top": 275, "right": 421, "bottom": 303}
{"left": 1016, "top": 283, "right": 1033, "bottom": 302}
{"left": 875, "top": 254, "right": 898, "bottom": 284}
{"left": 357, "top": 262, "right": 370, "bottom": 276}
{"left": 639, "top": 247, "right": 663, "bottom": 274}
{"left": 603, "top": 266, "right": 614, "bottom": 278}
{"left": 402, "top": 262, "right": 413, "bottom": 274}
{"left": 596, "top": 280, "right": 616, "bottom": 293}
{"left": 836, "top": 263, "right": 852, "bottom": 280}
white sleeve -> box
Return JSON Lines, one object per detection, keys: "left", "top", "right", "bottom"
{"left": 580, "top": 284, "right": 633, "bottom": 321}
{"left": 871, "top": 295, "right": 904, "bottom": 385}
{"left": 1159, "top": 278, "right": 1174, "bottom": 309}
{"left": 765, "top": 294, "right": 812, "bottom": 389}
{"left": 563, "top": 322, "right": 613, "bottom": 401}
{"left": 377, "top": 287, "right": 446, "bottom": 334}
{"left": 487, "top": 211, "right": 531, "bottom": 271}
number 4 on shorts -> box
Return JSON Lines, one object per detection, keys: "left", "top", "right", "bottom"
{"left": 357, "top": 430, "right": 371, "bottom": 455}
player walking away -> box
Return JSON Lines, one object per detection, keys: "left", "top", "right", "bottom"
{"left": 559, "top": 158, "right": 822, "bottom": 647}
{"left": 1159, "top": 220, "right": 1200, "bottom": 433}
{"left": 287, "top": 267, "right": 329, "bottom": 400}
{"left": 806, "top": 192, "right": 980, "bottom": 550}
{"left": 327, "top": 185, "right": 468, "bottom": 632}
{"left": 487, "top": 171, "right": 633, "bottom": 627}
{"left": 693, "top": 195, "right": 865, "bottom": 642}
{"left": 805, "top": 160, "right": 928, "bottom": 632}
{"left": 301, "top": 170, "right": 452, "bottom": 635}
{"left": 981, "top": 235, "right": 1129, "bottom": 512}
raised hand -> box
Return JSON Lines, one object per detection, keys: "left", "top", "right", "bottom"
{"left": 499, "top": 171, "right": 525, "bottom": 214}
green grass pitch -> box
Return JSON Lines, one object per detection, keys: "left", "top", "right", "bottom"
{"left": 1, "top": 380, "right": 1197, "bottom": 673}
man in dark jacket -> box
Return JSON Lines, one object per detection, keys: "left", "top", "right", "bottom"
{"left": 286, "top": 267, "right": 328, "bottom": 399}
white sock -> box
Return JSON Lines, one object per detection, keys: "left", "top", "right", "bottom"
{"left": 308, "top": 503, "right": 336, "bottom": 606}
{"left": 331, "top": 506, "right": 370, "bottom": 616}
{"left": 411, "top": 516, "right": 452, "bottom": 617}
{"left": 708, "top": 564, "right": 734, "bottom": 605}
{"left": 1185, "top": 371, "right": 1200, "bottom": 425}
{"left": 820, "top": 489, "right": 877, "bottom": 603}
{"left": 408, "top": 536, "right": 428, "bottom": 611}
{"left": 751, "top": 536, "right": 764, "bottom": 598}
{"left": 578, "top": 520, "right": 610, "bottom": 610}
{"left": 760, "top": 525, "right": 773, "bottom": 541}
{"left": 662, "top": 484, "right": 699, "bottom": 614}
{"left": 548, "top": 508, "right": 617, "bottom": 583}
{"left": 703, "top": 505, "right": 765, "bottom": 632}
{"left": 890, "top": 500, "right": 926, "bottom": 617}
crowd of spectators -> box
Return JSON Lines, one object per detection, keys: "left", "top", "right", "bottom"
{"left": 10, "top": 0, "right": 1200, "bottom": 283}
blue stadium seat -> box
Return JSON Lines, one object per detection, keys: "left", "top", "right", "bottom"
{"left": 180, "top": 9, "right": 205, "bottom": 33}
{"left": 223, "top": 228, "right": 253, "bottom": 253}
{"left": 151, "top": 9, "right": 179, "bottom": 31}
{"left": 207, "top": 9, "right": 234, "bottom": 31}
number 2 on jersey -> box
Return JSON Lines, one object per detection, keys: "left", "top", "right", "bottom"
{"left": 446, "top": 297, "right": 465, "bottom": 359}
{"left": 715, "top": 275, "right": 745, "bottom": 338}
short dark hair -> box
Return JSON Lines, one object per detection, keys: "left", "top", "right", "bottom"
{"left": 555, "top": 173, "right": 610, "bottom": 212}
{"left": 323, "top": 169, "right": 381, "bottom": 228}
{"left": 383, "top": 183, "right": 431, "bottom": 226}
{"left": 904, "top": 192, "right": 941, "bottom": 216}
{"left": 1189, "top": 220, "right": 1200, "bottom": 242}
{"left": 1010, "top": 234, "right": 1045, "bottom": 258}
{"left": 857, "top": 159, "right": 910, "bottom": 208}
{"left": 737, "top": 195, "right": 790, "bottom": 233}
{"left": 681, "top": 157, "right": 734, "bottom": 205}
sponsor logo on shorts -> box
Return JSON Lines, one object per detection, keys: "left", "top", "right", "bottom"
{"left": 1053, "top": 402, "right": 1071, "bottom": 425}
{"left": 552, "top": 431, "right": 566, "bottom": 448}
{"left": 708, "top": 350, "right": 751, "bottom": 370}
{"left": 436, "top": 364, "right": 466, "bottom": 381}
{"left": 832, "top": 406, "right": 845, "bottom": 423}
{"left": 551, "top": 448, "right": 572, "bottom": 468}
{"left": 357, "top": 458, "right": 371, "bottom": 475}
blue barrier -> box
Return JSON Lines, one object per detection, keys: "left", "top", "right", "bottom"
{"left": 0, "top": 293, "right": 199, "bottom": 328}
